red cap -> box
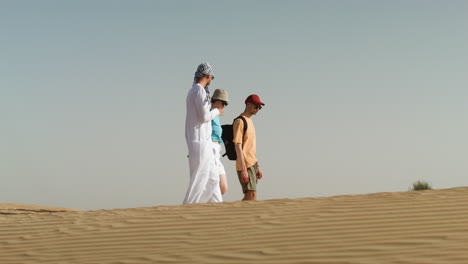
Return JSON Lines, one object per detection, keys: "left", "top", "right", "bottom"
{"left": 245, "top": 94, "right": 265, "bottom": 106}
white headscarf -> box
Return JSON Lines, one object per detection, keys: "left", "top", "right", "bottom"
{"left": 194, "top": 62, "right": 214, "bottom": 80}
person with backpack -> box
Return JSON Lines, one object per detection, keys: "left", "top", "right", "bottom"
{"left": 233, "top": 94, "right": 265, "bottom": 201}
{"left": 210, "top": 89, "right": 229, "bottom": 195}
{"left": 183, "top": 62, "right": 224, "bottom": 204}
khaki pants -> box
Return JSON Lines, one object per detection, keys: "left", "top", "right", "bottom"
{"left": 237, "top": 163, "right": 259, "bottom": 193}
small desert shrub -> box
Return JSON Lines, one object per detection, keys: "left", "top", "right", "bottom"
{"left": 410, "top": 181, "right": 432, "bottom": 191}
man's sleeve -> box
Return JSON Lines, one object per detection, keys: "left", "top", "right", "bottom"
{"left": 194, "top": 87, "right": 219, "bottom": 123}
{"left": 232, "top": 118, "right": 244, "bottom": 144}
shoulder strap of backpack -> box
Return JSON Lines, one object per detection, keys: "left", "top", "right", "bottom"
{"left": 234, "top": 115, "right": 248, "bottom": 135}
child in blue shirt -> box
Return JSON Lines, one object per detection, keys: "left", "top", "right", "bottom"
{"left": 211, "top": 89, "right": 229, "bottom": 195}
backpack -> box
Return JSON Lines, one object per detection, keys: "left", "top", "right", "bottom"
{"left": 221, "top": 116, "right": 247, "bottom": 160}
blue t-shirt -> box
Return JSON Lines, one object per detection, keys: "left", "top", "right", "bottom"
{"left": 211, "top": 115, "right": 223, "bottom": 143}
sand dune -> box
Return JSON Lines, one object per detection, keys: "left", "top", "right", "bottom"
{"left": 2, "top": 187, "right": 468, "bottom": 264}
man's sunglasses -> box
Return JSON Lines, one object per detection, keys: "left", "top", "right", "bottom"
{"left": 254, "top": 105, "right": 262, "bottom": 110}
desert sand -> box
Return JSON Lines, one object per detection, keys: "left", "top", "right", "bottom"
{"left": 1, "top": 187, "right": 468, "bottom": 264}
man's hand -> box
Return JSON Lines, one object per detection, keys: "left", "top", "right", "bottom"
{"left": 257, "top": 166, "right": 263, "bottom": 180}
{"left": 241, "top": 169, "right": 249, "bottom": 183}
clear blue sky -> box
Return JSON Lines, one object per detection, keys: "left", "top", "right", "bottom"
{"left": 2, "top": 1, "right": 468, "bottom": 210}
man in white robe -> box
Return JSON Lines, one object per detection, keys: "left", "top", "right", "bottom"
{"left": 183, "top": 62, "right": 224, "bottom": 204}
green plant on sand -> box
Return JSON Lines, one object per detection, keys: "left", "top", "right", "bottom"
{"left": 410, "top": 181, "right": 432, "bottom": 191}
